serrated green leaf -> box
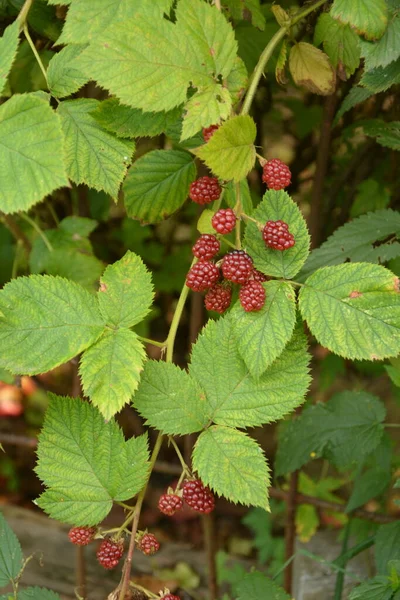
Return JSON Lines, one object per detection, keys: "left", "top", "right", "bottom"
{"left": 193, "top": 426, "right": 270, "bottom": 509}
{"left": 18, "top": 588, "right": 61, "bottom": 600}
{"left": 36, "top": 395, "right": 149, "bottom": 525}
{"left": 362, "top": 120, "right": 400, "bottom": 151}
{"left": 351, "top": 179, "right": 390, "bottom": 218}
{"left": 97, "top": 251, "right": 153, "bottom": 328}
{"left": 299, "top": 263, "right": 400, "bottom": 360}
{"left": 376, "top": 522, "right": 400, "bottom": 574}
{"left": 226, "top": 56, "right": 248, "bottom": 105}
{"left": 346, "top": 467, "right": 390, "bottom": 513}
{"left": 189, "top": 315, "right": 310, "bottom": 428}
{"left": 225, "top": 178, "right": 254, "bottom": 216}
{"left": 231, "top": 280, "right": 296, "bottom": 378}
{"left": 58, "top": 99, "right": 134, "bottom": 199}
{"left": 0, "top": 275, "right": 104, "bottom": 375}
{"left": 360, "top": 56, "right": 400, "bottom": 92}
{"left": 0, "top": 512, "right": 23, "bottom": 587}
{"left": 360, "top": 10, "right": 400, "bottom": 70}
{"left": 235, "top": 571, "right": 290, "bottom": 600}
{"left": 335, "top": 86, "right": 375, "bottom": 124}
{"left": 349, "top": 577, "right": 393, "bottom": 600}
{"left": 0, "top": 21, "right": 19, "bottom": 96}
{"left": 195, "top": 115, "right": 256, "bottom": 182}
{"left": 244, "top": 190, "right": 310, "bottom": 279}
{"left": 289, "top": 42, "right": 336, "bottom": 96}
{"left": 314, "top": 13, "right": 361, "bottom": 77}
{"left": 47, "top": 44, "right": 89, "bottom": 99}
{"left": 331, "top": 0, "right": 388, "bottom": 41}
{"left": 123, "top": 150, "right": 196, "bottom": 223}
{"left": 0, "top": 94, "right": 68, "bottom": 214}
{"left": 134, "top": 361, "right": 209, "bottom": 435}
{"left": 181, "top": 85, "right": 231, "bottom": 141}
{"left": 59, "top": 216, "right": 98, "bottom": 237}
{"left": 80, "top": 329, "right": 145, "bottom": 419}
{"left": 385, "top": 364, "right": 400, "bottom": 387}
{"left": 224, "top": 0, "right": 266, "bottom": 30}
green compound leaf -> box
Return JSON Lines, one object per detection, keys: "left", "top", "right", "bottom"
{"left": 189, "top": 315, "right": 310, "bottom": 428}
{"left": 330, "top": 0, "right": 388, "bottom": 41}
{"left": 224, "top": 0, "right": 266, "bottom": 30}
{"left": 314, "top": 13, "right": 361, "bottom": 77}
{"left": 359, "top": 9, "right": 400, "bottom": 71}
{"left": 80, "top": 329, "right": 145, "bottom": 420}
{"left": 17, "top": 589, "right": 61, "bottom": 600}
{"left": 244, "top": 190, "right": 310, "bottom": 279}
{"left": 47, "top": 44, "right": 89, "bottom": 99}
{"left": 362, "top": 120, "right": 400, "bottom": 151}
{"left": 346, "top": 467, "right": 390, "bottom": 513}
{"left": 299, "top": 263, "right": 400, "bottom": 360}
{"left": 123, "top": 150, "right": 196, "bottom": 223}
{"left": 181, "top": 85, "right": 231, "bottom": 141}
{"left": 0, "top": 94, "right": 68, "bottom": 214}
{"left": 375, "top": 522, "right": 400, "bottom": 574}
{"left": 0, "top": 512, "right": 23, "bottom": 587}
{"left": 0, "top": 21, "right": 20, "bottom": 96}
{"left": 360, "top": 56, "right": 400, "bottom": 93}
{"left": 97, "top": 251, "right": 154, "bottom": 328}
{"left": 36, "top": 395, "right": 149, "bottom": 525}
{"left": 231, "top": 280, "right": 296, "bottom": 378}
{"left": 195, "top": 115, "right": 256, "bottom": 182}
{"left": 58, "top": 99, "right": 135, "bottom": 199}
{"left": 349, "top": 577, "right": 394, "bottom": 600}
{"left": 134, "top": 361, "right": 209, "bottom": 435}
{"left": 235, "top": 572, "right": 291, "bottom": 600}
{"left": 335, "top": 86, "right": 375, "bottom": 124}
{"left": 0, "top": 275, "right": 104, "bottom": 375}
{"left": 193, "top": 426, "right": 270, "bottom": 509}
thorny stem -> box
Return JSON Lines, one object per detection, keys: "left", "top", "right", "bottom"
{"left": 23, "top": 24, "right": 49, "bottom": 88}
{"left": 165, "top": 257, "right": 196, "bottom": 362}
{"left": 20, "top": 213, "right": 53, "bottom": 251}
{"left": 234, "top": 182, "right": 242, "bottom": 249}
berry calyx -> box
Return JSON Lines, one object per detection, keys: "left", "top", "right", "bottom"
{"left": 182, "top": 479, "right": 215, "bottom": 514}
{"left": 202, "top": 124, "right": 219, "bottom": 142}
{"left": 250, "top": 268, "right": 268, "bottom": 282}
{"left": 239, "top": 281, "right": 266, "bottom": 312}
{"left": 158, "top": 493, "right": 183, "bottom": 516}
{"left": 204, "top": 284, "right": 232, "bottom": 314}
{"left": 189, "top": 176, "right": 221, "bottom": 205}
{"left": 97, "top": 538, "right": 124, "bottom": 570}
{"left": 137, "top": 532, "right": 160, "bottom": 556}
{"left": 262, "top": 159, "right": 291, "bottom": 190}
{"left": 68, "top": 526, "right": 96, "bottom": 546}
{"left": 211, "top": 208, "right": 236, "bottom": 234}
{"left": 263, "top": 220, "right": 295, "bottom": 251}
{"left": 221, "top": 250, "right": 253, "bottom": 285}
{"left": 186, "top": 261, "right": 220, "bottom": 292}
{"left": 192, "top": 234, "right": 220, "bottom": 261}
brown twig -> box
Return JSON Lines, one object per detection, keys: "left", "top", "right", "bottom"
{"left": 283, "top": 471, "right": 299, "bottom": 594}
{"left": 76, "top": 546, "right": 86, "bottom": 599}
{"left": 203, "top": 513, "right": 218, "bottom": 600}
{"left": 0, "top": 214, "right": 32, "bottom": 253}
{"left": 0, "top": 433, "right": 37, "bottom": 448}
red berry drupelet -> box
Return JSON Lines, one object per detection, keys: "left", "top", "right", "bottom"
{"left": 239, "top": 281, "right": 266, "bottom": 312}
{"left": 182, "top": 479, "right": 215, "bottom": 514}
{"left": 222, "top": 250, "right": 253, "bottom": 285}
{"left": 189, "top": 176, "right": 221, "bottom": 205}
{"left": 186, "top": 261, "right": 219, "bottom": 292}
{"left": 160, "top": 594, "right": 181, "bottom": 600}
{"left": 205, "top": 284, "right": 232, "bottom": 314}
{"left": 202, "top": 124, "right": 219, "bottom": 142}
{"left": 211, "top": 208, "right": 236, "bottom": 234}
{"left": 68, "top": 526, "right": 96, "bottom": 546}
{"left": 192, "top": 234, "right": 220, "bottom": 261}
{"left": 97, "top": 538, "right": 124, "bottom": 570}
{"left": 250, "top": 268, "right": 268, "bottom": 282}
{"left": 158, "top": 493, "right": 183, "bottom": 516}
{"left": 262, "top": 159, "right": 291, "bottom": 190}
{"left": 263, "top": 220, "right": 295, "bottom": 251}
{"left": 138, "top": 533, "right": 160, "bottom": 556}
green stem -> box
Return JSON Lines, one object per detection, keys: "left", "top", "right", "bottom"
{"left": 169, "top": 436, "right": 191, "bottom": 475}
{"left": 333, "top": 519, "right": 352, "bottom": 600}
{"left": 47, "top": 202, "right": 60, "bottom": 226}
{"left": 333, "top": 536, "right": 375, "bottom": 566}
{"left": 23, "top": 24, "right": 49, "bottom": 88}
{"left": 220, "top": 237, "right": 237, "bottom": 250}
{"left": 385, "top": 423, "right": 400, "bottom": 428}
{"left": 137, "top": 336, "right": 166, "bottom": 349}
{"left": 17, "top": 0, "right": 34, "bottom": 26}
{"left": 234, "top": 182, "right": 242, "bottom": 249}
{"left": 20, "top": 213, "right": 53, "bottom": 251}
{"left": 165, "top": 258, "right": 196, "bottom": 362}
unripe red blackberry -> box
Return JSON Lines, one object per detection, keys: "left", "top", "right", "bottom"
{"left": 68, "top": 526, "right": 96, "bottom": 546}
{"left": 158, "top": 493, "right": 183, "bottom": 516}
{"left": 97, "top": 538, "right": 124, "bottom": 570}
{"left": 192, "top": 234, "right": 220, "bottom": 261}
{"left": 263, "top": 220, "right": 295, "bottom": 250}
{"left": 239, "top": 281, "right": 266, "bottom": 312}
{"left": 250, "top": 268, "right": 268, "bottom": 282}
{"left": 160, "top": 594, "right": 181, "bottom": 600}
{"left": 189, "top": 176, "right": 221, "bottom": 205}
{"left": 138, "top": 532, "right": 160, "bottom": 556}
{"left": 211, "top": 208, "right": 236, "bottom": 234}
{"left": 182, "top": 479, "right": 215, "bottom": 514}
{"left": 186, "top": 261, "right": 220, "bottom": 292}
{"left": 262, "top": 159, "right": 291, "bottom": 190}
{"left": 221, "top": 250, "right": 253, "bottom": 284}
{"left": 204, "top": 284, "right": 232, "bottom": 314}
{"left": 202, "top": 124, "right": 219, "bottom": 142}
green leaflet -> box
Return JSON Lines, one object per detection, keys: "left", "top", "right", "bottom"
{"left": 235, "top": 572, "right": 291, "bottom": 600}
{"left": 314, "top": 13, "right": 361, "bottom": 77}
{"left": 362, "top": 120, "right": 400, "bottom": 151}
{"left": 0, "top": 513, "right": 23, "bottom": 587}
{"left": 58, "top": 99, "right": 135, "bottom": 199}
{"left": 36, "top": 395, "right": 149, "bottom": 525}
{"left": 330, "top": 0, "right": 388, "bottom": 41}
{"left": 224, "top": 0, "right": 266, "bottom": 30}
{"left": 0, "top": 275, "right": 105, "bottom": 375}
{"left": 193, "top": 426, "right": 270, "bottom": 509}
{"left": 346, "top": 467, "right": 390, "bottom": 513}
{"left": 80, "top": 329, "right": 145, "bottom": 420}
{"left": 0, "top": 94, "right": 68, "bottom": 214}
{"left": 299, "top": 263, "right": 400, "bottom": 360}
{"left": 0, "top": 21, "right": 20, "bottom": 96}
{"left": 359, "top": 9, "right": 400, "bottom": 71}
{"left": 349, "top": 577, "right": 394, "bottom": 600}
{"left": 231, "top": 280, "right": 297, "bottom": 378}
{"left": 244, "top": 190, "right": 310, "bottom": 279}
{"left": 17, "top": 589, "right": 61, "bottom": 600}
{"left": 123, "top": 150, "right": 196, "bottom": 223}
{"left": 189, "top": 315, "right": 310, "bottom": 428}
{"left": 360, "top": 56, "right": 400, "bottom": 93}
{"left": 181, "top": 85, "right": 231, "bottom": 141}
{"left": 334, "top": 86, "right": 375, "bottom": 124}
{"left": 47, "top": 44, "right": 89, "bottom": 98}
{"left": 375, "top": 522, "right": 400, "bottom": 574}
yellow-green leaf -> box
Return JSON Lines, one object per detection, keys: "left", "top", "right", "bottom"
{"left": 289, "top": 42, "right": 336, "bottom": 96}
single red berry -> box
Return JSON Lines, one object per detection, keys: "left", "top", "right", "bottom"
{"left": 204, "top": 284, "right": 232, "bottom": 314}
{"left": 160, "top": 595, "right": 181, "bottom": 600}
{"left": 250, "top": 268, "right": 268, "bottom": 282}
{"left": 263, "top": 220, "right": 295, "bottom": 251}
{"left": 138, "top": 533, "right": 160, "bottom": 556}
{"left": 189, "top": 176, "right": 221, "bottom": 205}
{"left": 192, "top": 234, "right": 220, "bottom": 261}
{"left": 186, "top": 261, "right": 220, "bottom": 292}
{"left": 68, "top": 526, "right": 96, "bottom": 546}
{"left": 182, "top": 479, "right": 215, "bottom": 514}
{"left": 202, "top": 124, "right": 219, "bottom": 142}
{"left": 158, "top": 493, "right": 183, "bottom": 516}
{"left": 97, "top": 538, "right": 124, "bottom": 570}
{"left": 239, "top": 281, "right": 266, "bottom": 312}
{"left": 221, "top": 250, "right": 253, "bottom": 285}
{"left": 211, "top": 208, "right": 236, "bottom": 234}
{"left": 262, "top": 159, "right": 291, "bottom": 190}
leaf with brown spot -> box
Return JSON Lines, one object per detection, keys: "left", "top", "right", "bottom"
{"left": 289, "top": 42, "right": 336, "bottom": 96}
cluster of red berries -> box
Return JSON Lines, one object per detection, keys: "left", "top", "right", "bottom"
{"left": 262, "top": 158, "right": 291, "bottom": 190}
{"left": 137, "top": 532, "right": 160, "bottom": 556}
{"left": 158, "top": 479, "right": 215, "bottom": 517}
